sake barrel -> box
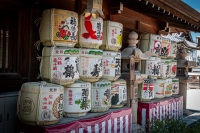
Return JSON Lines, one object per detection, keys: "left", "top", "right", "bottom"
{"left": 168, "top": 42, "right": 177, "bottom": 58}
{"left": 141, "top": 57, "right": 161, "bottom": 79}
{"left": 159, "top": 59, "right": 170, "bottom": 79}
{"left": 172, "top": 78, "right": 179, "bottom": 95}
{"left": 40, "top": 8, "right": 78, "bottom": 47}
{"left": 153, "top": 79, "right": 165, "bottom": 98}
{"left": 102, "top": 51, "right": 121, "bottom": 81}
{"left": 169, "top": 59, "right": 177, "bottom": 78}
{"left": 18, "top": 82, "right": 64, "bottom": 125}
{"left": 100, "top": 21, "right": 123, "bottom": 51}
{"left": 164, "top": 78, "right": 172, "bottom": 97}
{"left": 91, "top": 79, "right": 111, "bottom": 112}
{"left": 138, "top": 79, "right": 154, "bottom": 101}
{"left": 79, "top": 48, "right": 103, "bottom": 82}
{"left": 78, "top": 15, "right": 103, "bottom": 49}
{"left": 111, "top": 79, "right": 127, "bottom": 108}
{"left": 40, "top": 47, "right": 79, "bottom": 86}
{"left": 139, "top": 33, "right": 162, "bottom": 57}
{"left": 64, "top": 80, "right": 91, "bottom": 117}
{"left": 160, "top": 38, "right": 171, "bottom": 58}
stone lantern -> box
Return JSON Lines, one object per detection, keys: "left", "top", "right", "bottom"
{"left": 121, "top": 31, "right": 151, "bottom": 132}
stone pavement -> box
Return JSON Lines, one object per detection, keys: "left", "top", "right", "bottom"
{"left": 183, "top": 109, "right": 200, "bottom": 126}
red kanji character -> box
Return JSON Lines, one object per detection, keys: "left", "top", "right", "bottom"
{"left": 69, "top": 101, "right": 73, "bottom": 105}
{"left": 69, "top": 97, "right": 73, "bottom": 101}
{"left": 53, "top": 66, "right": 57, "bottom": 70}
{"left": 42, "top": 106, "right": 47, "bottom": 109}
{"left": 69, "top": 93, "right": 72, "bottom": 97}
{"left": 55, "top": 50, "right": 59, "bottom": 54}
{"left": 49, "top": 95, "right": 53, "bottom": 99}
{"left": 43, "top": 97, "right": 47, "bottom": 101}
{"left": 58, "top": 61, "right": 62, "bottom": 65}
{"left": 58, "top": 57, "right": 62, "bottom": 60}
{"left": 53, "top": 58, "right": 57, "bottom": 62}
{"left": 48, "top": 101, "right": 52, "bottom": 105}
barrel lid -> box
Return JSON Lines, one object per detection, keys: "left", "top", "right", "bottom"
{"left": 103, "top": 51, "right": 121, "bottom": 57}
{"left": 80, "top": 48, "right": 103, "bottom": 56}
{"left": 42, "top": 47, "right": 79, "bottom": 56}
{"left": 52, "top": 8, "right": 78, "bottom": 17}
{"left": 111, "top": 79, "right": 126, "bottom": 85}
{"left": 92, "top": 78, "right": 111, "bottom": 88}
{"left": 66, "top": 80, "right": 91, "bottom": 88}
{"left": 148, "top": 57, "right": 161, "bottom": 61}
{"left": 21, "top": 81, "right": 64, "bottom": 92}
{"left": 23, "top": 81, "right": 63, "bottom": 87}
{"left": 104, "top": 21, "right": 123, "bottom": 28}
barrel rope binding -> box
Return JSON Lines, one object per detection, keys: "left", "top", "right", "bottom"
{"left": 52, "top": 95, "right": 60, "bottom": 119}
{"left": 36, "top": 82, "right": 44, "bottom": 125}
{"left": 39, "top": 48, "right": 45, "bottom": 80}
{"left": 37, "top": 54, "right": 42, "bottom": 79}
{"left": 49, "top": 46, "right": 55, "bottom": 83}
{"left": 50, "top": 9, "right": 54, "bottom": 46}
{"left": 34, "top": 17, "right": 41, "bottom": 26}
{"left": 34, "top": 40, "right": 41, "bottom": 51}
{"left": 17, "top": 87, "right": 22, "bottom": 116}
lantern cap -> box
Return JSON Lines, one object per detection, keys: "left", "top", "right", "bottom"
{"left": 122, "top": 31, "right": 152, "bottom": 60}
{"left": 83, "top": 0, "right": 104, "bottom": 19}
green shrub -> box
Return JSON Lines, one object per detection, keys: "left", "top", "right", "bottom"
{"left": 150, "top": 118, "right": 187, "bottom": 133}
{"left": 150, "top": 118, "right": 200, "bottom": 133}
{"left": 188, "top": 121, "right": 200, "bottom": 133}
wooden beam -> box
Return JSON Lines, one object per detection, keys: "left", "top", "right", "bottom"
{"left": 146, "top": 0, "right": 200, "bottom": 27}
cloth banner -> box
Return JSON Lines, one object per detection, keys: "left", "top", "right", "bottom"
{"left": 19, "top": 108, "right": 132, "bottom": 133}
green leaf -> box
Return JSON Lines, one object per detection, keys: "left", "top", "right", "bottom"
{"left": 64, "top": 36, "right": 69, "bottom": 40}
{"left": 75, "top": 99, "right": 81, "bottom": 105}
{"left": 56, "top": 32, "right": 60, "bottom": 37}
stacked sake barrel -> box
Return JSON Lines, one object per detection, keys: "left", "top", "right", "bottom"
{"left": 17, "top": 8, "right": 128, "bottom": 126}
{"left": 17, "top": 9, "right": 81, "bottom": 125}
{"left": 78, "top": 14, "right": 126, "bottom": 110}
{"left": 100, "top": 21, "right": 127, "bottom": 109}
{"left": 139, "top": 34, "right": 179, "bottom": 100}
{"left": 77, "top": 8, "right": 126, "bottom": 110}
